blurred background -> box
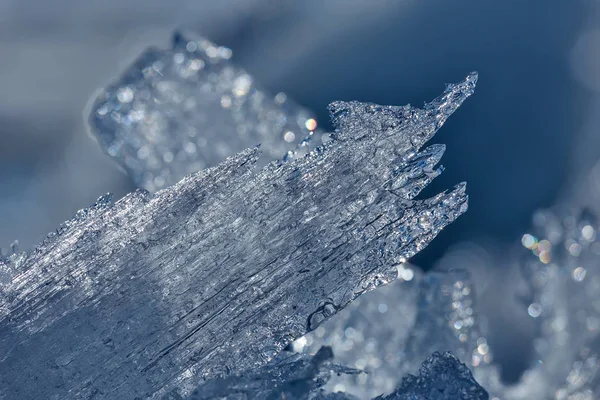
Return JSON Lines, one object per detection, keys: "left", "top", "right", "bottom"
{"left": 1, "top": 0, "right": 599, "bottom": 384}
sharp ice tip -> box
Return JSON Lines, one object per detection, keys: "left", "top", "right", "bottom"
{"left": 468, "top": 71, "right": 479, "bottom": 83}
{"left": 455, "top": 181, "right": 468, "bottom": 191}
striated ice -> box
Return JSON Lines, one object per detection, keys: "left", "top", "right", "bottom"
{"left": 0, "top": 74, "right": 475, "bottom": 399}
{"left": 89, "top": 31, "right": 324, "bottom": 192}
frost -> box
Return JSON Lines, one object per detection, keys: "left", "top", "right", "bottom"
{"left": 0, "top": 73, "right": 474, "bottom": 399}
{"left": 88, "top": 31, "right": 324, "bottom": 192}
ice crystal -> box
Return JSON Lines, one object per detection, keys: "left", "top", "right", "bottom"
{"left": 378, "top": 352, "right": 488, "bottom": 400}
{"left": 89, "top": 31, "right": 324, "bottom": 192}
{"left": 296, "top": 268, "right": 491, "bottom": 398}
{"left": 188, "top": 346, "right": 358, "bottom": 400}
{"left": 295, "top": 266, "right": 421, "bottom": 397}
{"left": 188, "top": 351, "right": 488, "bottom": 400}
{"left": 0, "top": 74, "right": 474, "bottom": 399}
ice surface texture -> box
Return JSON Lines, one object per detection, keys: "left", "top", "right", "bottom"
{"left": 89, "top": 31, "right": 324, "bottom": 192}
{"left": 0, "top": 73, "right": 475, "bottom": 399}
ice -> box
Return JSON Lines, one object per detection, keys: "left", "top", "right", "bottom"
{"left": 379, "top": 352, "right": 489, "bottom": 400}
{"left": 502, "top": 209, "right": 600, "bottom": 399}
{"left": 0, "top": 74, "right": 474, "bottom": 399}
{"left": 405, "top": 271, "right": 486, "bottom": 368}
{"left": 295, "top": 265, "right": 422, "bottom": 397}
{"left": 295, "top": 267, "right": 492, "bottom": 398}
{"left": 188, "top": 346, "right": 359, "bottom": 399}
{"left": 188, "top": 350, "right": 488, "bottom": 400}
{"left": 441, "top": 208, "right": 600, "bottom": 399}
{"left": 88, "top": 31, "right": 324, "bottom": 192}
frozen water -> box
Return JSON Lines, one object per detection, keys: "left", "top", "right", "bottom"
{"left": 0, "top": 74, "right": 474, "bottom": 399}
{"left": 188, "top": 346, "right": 359, "bottom": 400}
{"left": 378, "top": 352, "right": 488, "bottom": 400}
{"left": 503, "top": 209, "right": 600, "bottom": 399}
{"left": 295, "top": 265, "right": 422, "bottom": 397}
{"left": 445, "top": 208, "right": 600, "bottom": 399}
{"left": 187, "top": 350, "right": 488, "bottom": 400}
{"left": 89, "top": 31, "right": 324, "bottom": 192}
{"left": 295, "top": 267, "right": 492, "bottom": 398}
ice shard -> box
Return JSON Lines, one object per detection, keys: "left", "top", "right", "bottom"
{"left": 88, "top": 31, "right": 324, "bottom": 192}
{"left": 0, "top": 74, "right": 475, "bottom": 399}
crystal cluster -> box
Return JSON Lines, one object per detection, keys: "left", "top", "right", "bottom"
{"left": 0, "top": 73, "right": 475, "bottom": 399}
{"left": 79, "top": 28, "right": 600, "bottom": 400}
{"left": 88, "top": 31, "right": 323, "bottom": 192}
